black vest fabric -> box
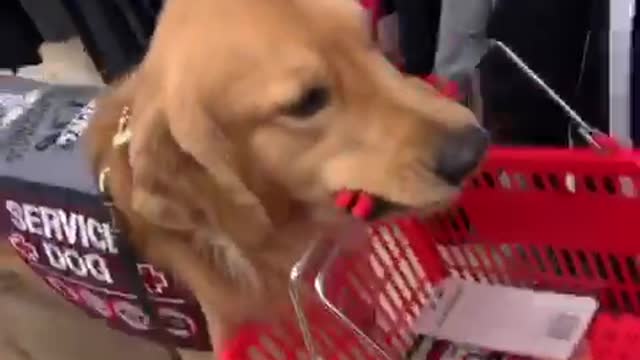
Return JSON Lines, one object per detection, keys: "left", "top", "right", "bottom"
{"left": 0, "top": 76, "right": 212, "bottom": 350}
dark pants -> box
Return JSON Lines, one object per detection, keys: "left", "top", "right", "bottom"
{"left": 385, "top": 0, "right": 442, "bottom": 75}
{"left": 480, "top": 0, "right": 603, "bottom": 146}
{"left": 0, "top": 0, "right": 42, "bottom": 71}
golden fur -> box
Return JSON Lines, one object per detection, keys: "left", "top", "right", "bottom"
{"left": 84, "top": 0, "right": 480, "bottom": 354}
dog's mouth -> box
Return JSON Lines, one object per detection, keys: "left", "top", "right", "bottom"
{"left": 334, "top": 190, "right": 420, "bottom": 221}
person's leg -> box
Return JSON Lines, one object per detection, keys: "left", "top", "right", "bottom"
{"left": 392, "top": 0, "right": 441, "bottom": 75}
{"left": 484, "top": 0, "right": 593, "bottom": 146}
{"left": 433, "top": 0, "right": 494, "bottom": 82}
{"left": 0, "top": 0, "right": 42, "bottom": 71}
{"left": 18, "top": 0, "right": 77, "bottom": 42}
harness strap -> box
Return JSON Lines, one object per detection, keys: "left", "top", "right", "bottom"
{"left": 98, "top": 106, "right": 183, "bottom": 360}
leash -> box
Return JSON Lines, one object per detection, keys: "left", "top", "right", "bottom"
{"left": 98, "top": 107, "right": 182, "bottom": 360}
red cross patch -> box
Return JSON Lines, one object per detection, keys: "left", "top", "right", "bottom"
{"left": 137, "top": 264, "right": 169, "bottom": 295}
{"left": 9, "top": 233, "right": 39, "bottom": 262}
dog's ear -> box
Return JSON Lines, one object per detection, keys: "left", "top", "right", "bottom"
{"left": 85, "top": 75, "right": 201, "bottom": 231}
{"left": 126, "top": 104, "right": 206, "bottom": 231}
{"left": 123, "top": 80, "right": 273, "bottom": 247}
{"left": 88, "top": 71, "right": 272, "bottom": 246}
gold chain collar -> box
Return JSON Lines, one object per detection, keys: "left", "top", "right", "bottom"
{"left": 98, "top": 106, "right": 133, "bottom": 193}
{"left": 113, "top": 105, "right": 133, "bottom": 147}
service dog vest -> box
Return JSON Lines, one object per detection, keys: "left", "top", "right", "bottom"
{"left": 0, "top": 77, "right": 211, "bottom": 351}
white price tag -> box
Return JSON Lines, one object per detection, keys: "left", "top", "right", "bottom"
{"left": 413, "top": 279, "right": 598, "bottom": 360}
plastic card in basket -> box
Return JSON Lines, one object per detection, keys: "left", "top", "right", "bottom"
{"left": 412, "top": 278, "right": 598, "bottom": 360}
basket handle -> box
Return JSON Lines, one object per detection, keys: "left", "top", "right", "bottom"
{"left": 489, "top": 40, "right": 615, "bottom": 150}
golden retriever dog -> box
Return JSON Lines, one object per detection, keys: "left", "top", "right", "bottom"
{"left": 86, "top": 0, "right": 487, "bottom": 354}
{"left": 2, "top": 0, "right": 487, "bottom": 357}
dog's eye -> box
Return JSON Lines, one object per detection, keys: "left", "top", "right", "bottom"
{"left": 283, "top": 86, "right": 329, "bottom": 118}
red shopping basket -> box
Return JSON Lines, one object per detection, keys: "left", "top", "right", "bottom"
{"left": 221, "top": 144, "right": 640, "bottom": 360}
{"left": 220, "top": 6, "right": 640, "bottom": 356}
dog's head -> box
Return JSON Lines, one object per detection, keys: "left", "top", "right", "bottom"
{"left": 86, "top": 0, "right": 489, "bottom": 346}
{"left": 91, "top": 0, "right": 487, "bottom": 245}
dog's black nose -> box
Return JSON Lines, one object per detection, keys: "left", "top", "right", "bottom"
{"left": 436, "top": 125, "right": 489, "bottom": 185}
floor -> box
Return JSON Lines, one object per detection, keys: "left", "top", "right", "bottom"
{"left": 0, "top": 268, "right": 172, "bottom": 360}
{"left": 0, "top": 37, "right": 103, "bottom": 86}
